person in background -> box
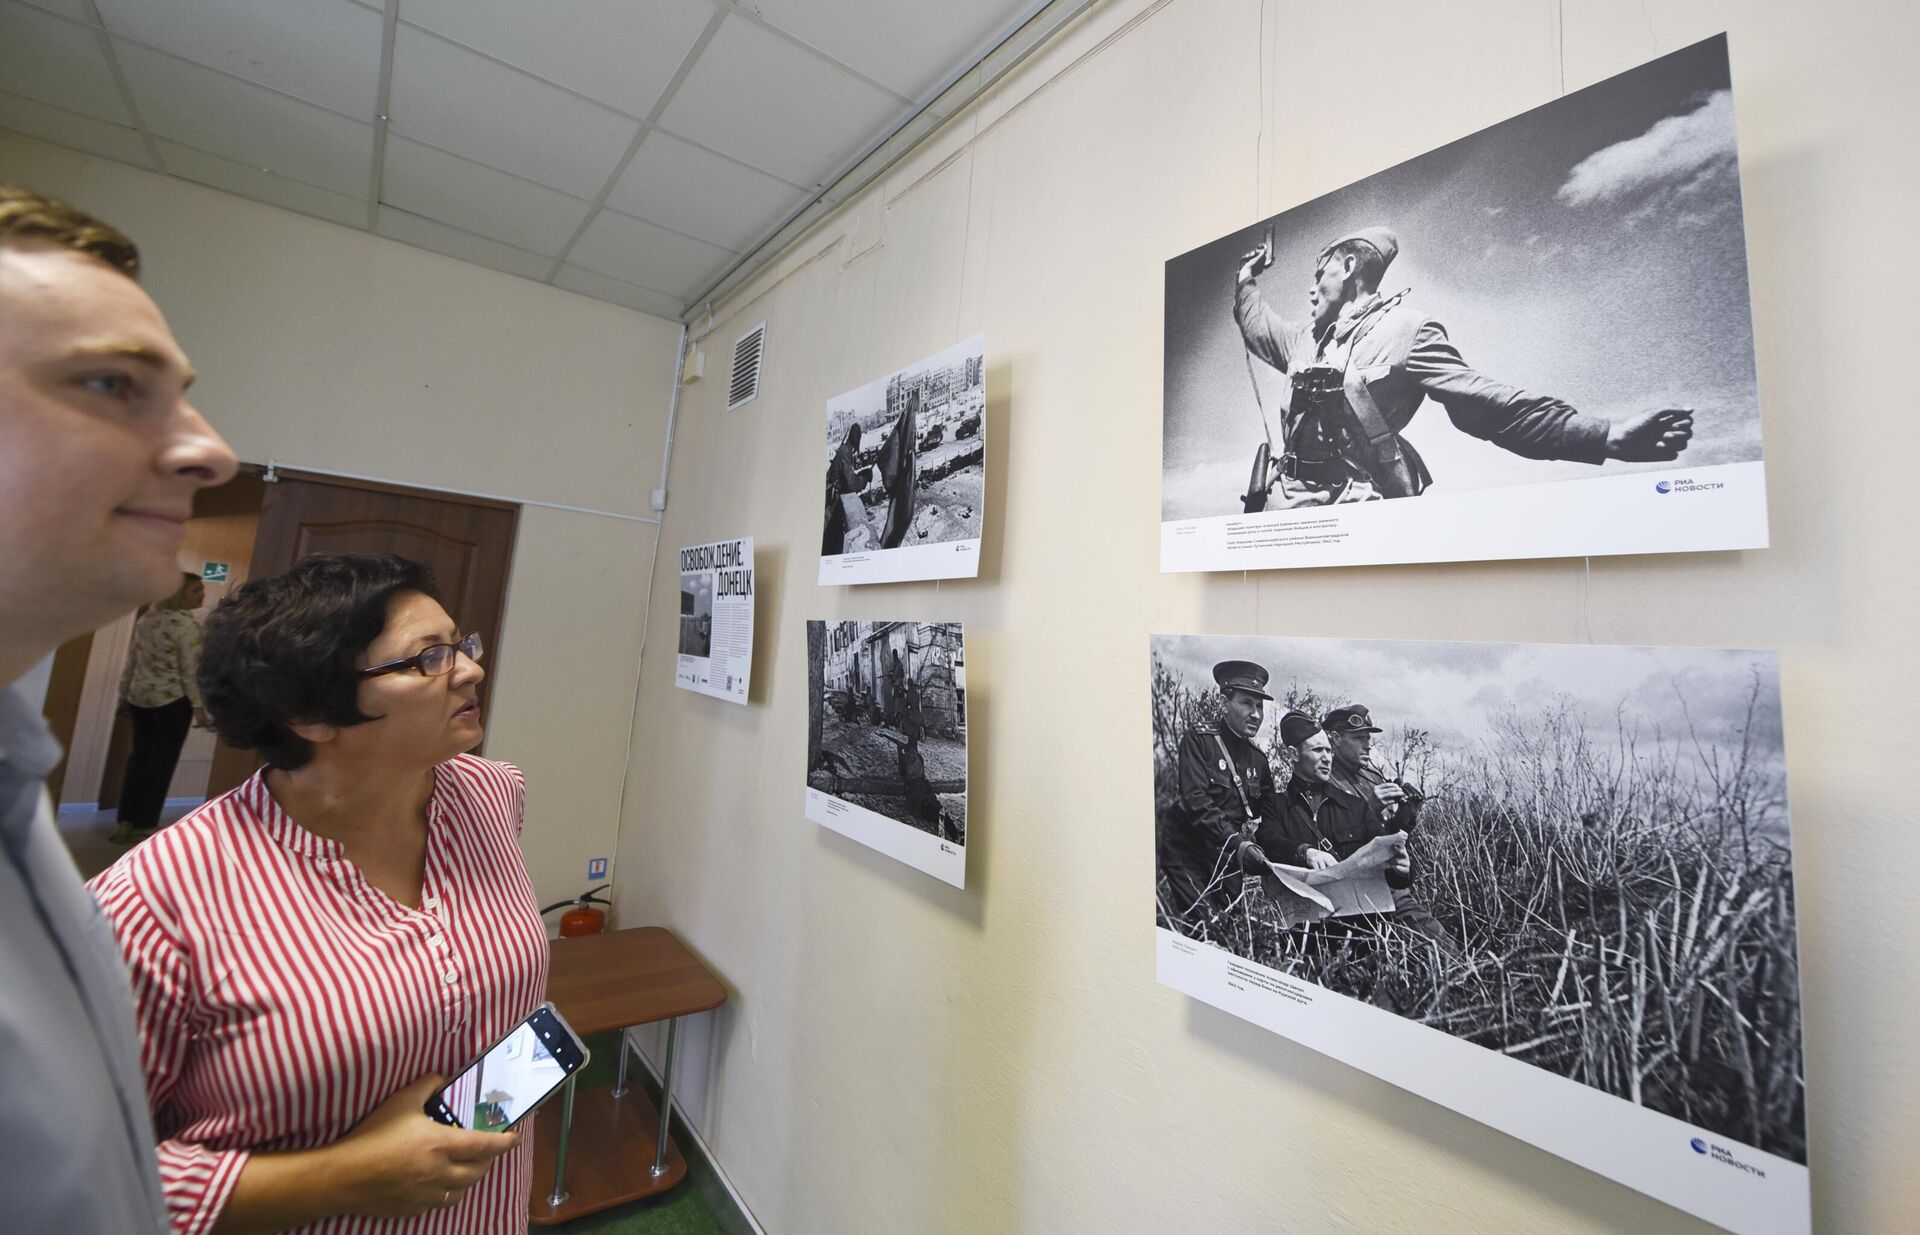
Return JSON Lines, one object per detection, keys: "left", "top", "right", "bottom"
{"left": 91, "top": 552, "right": 545, "bottom": 1234}
{"left": 113, "top": 570, "right": 210, "bottom": 842}
{"left": 0, "top": 185, "right": 238, "bottom": 1234}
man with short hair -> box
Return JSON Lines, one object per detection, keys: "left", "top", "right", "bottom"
{"left": 0, "top": 185, "right": 238, "bottom": 1232}
{"left": 1231, "top": 226, "right": 1695, "bottom": 509}
{"left": 1159, "top": 659, "right": 1283, "bottom": 929}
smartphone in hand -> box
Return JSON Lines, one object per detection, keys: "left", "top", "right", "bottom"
{"left": 424, "top": 1002, "right": 591, "bottom": 1132}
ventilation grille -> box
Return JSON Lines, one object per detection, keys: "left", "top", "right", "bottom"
{"left": 727, "top": 322, "right": 766, "bottom": 410}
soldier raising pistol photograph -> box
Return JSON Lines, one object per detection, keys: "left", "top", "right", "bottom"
{"left": 1161, "top": 36, "right": 1766, "bottom": 569}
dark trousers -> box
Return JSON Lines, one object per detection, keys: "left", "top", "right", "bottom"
{"left": 118, "top": 697, "right": 192, "bottom": 829}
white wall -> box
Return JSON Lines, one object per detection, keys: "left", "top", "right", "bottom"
{"left": 618, "top": 1, "right": 1918, "bottom": 1232}
{"left": 0, "top": 133, "right": 683, "bottom": 905}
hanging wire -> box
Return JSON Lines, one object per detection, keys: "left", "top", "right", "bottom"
{"left": 955, "top": 141, "right": 977, "bottom": 339}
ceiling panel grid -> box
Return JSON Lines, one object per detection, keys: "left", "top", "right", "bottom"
{"left": 0, "top": 0, "right": 1044, "bottom": 318}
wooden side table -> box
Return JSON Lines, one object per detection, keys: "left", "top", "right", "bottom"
{"left": 530, "top": 926, "right": 727, "bottom": 1225}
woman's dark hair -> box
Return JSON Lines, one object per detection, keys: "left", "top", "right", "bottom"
{"left": 199, "top": 553, "right": 440, "bottom": 769}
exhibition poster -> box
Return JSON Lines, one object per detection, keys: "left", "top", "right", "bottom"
{"left": 1151, "top": 633, "right": 1807, "bottom": 1235}
{"left": 674, "top": 537, "right": 753, "bottom": 704}
{"left": 820, "top": 335, "right": 986, "bottom": 586}
{"left": 1162, "top": 36, "right": 1767, "bottom": 571}
{"left": 806, "top": 620, "right": 967, "bottom": 886}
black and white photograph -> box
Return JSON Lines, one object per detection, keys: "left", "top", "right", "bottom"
{"left": 678, "top": 572, "right": 712, "bottom": 658}
{"left": 1151, "top": 633, "right": 1807, "bottom": 1235}
{"left": 806, "top": 620, "right": 967, "bottom": 886}
{"left": 820, "top": 335, "right": 986, "bottom": 586}
{"left": 1162, "top": 36, "right": 1768, "bottom": 572}
{"left": 675, "top": 538, "right": 754, "bottom": 704}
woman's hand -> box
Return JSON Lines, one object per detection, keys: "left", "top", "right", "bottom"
{"left": 332, "top": 1075, "right": 522, "bottom": 1219}
{"left": 211, "top": 1075, "right": 523, "bottom": 1234}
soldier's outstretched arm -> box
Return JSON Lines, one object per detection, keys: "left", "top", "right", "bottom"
{"left": 1604, "top": 406, "right": 1695, "bottom": 460}
{"left": 1407, "top": 319, "right": 1611, "bottom": 463}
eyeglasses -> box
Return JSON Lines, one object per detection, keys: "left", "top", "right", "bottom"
{"left": 358, "top": 632, "right": 484, "bottom": 679}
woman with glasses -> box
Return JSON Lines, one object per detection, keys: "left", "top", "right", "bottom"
{"left": 90, "top": 552, "right": 546, "bottom": 1235}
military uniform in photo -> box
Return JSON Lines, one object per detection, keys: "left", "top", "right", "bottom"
{"left": 1160, "top": 661, "right": 1281, "bottom": 924}
{"left": 1233, "top": 227, "right": 1634, "bottom": 508}
{"left": 1323, "top": 704, "right": 1424, "bottom": 833}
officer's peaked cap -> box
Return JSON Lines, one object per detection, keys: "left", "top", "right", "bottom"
{"left": 1317, "top": 226, "right": 1399, "bottom": 272}
{"left": 1212, "top": 660, "right": 1273, "bottom": 700}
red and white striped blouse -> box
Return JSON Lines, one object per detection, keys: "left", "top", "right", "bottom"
{"left": 90, "top": 754, "right": 550, "bottom": 1235}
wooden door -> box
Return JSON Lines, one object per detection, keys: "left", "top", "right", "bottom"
{"left": 204, "top": 472, "right": 519, "bottom": 798}
{"left": 39, "top": 631, "right": 93, "bottom": 803}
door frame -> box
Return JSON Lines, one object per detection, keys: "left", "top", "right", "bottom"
{"left": 202, "top": 465, "right": 522, "bottom": 797}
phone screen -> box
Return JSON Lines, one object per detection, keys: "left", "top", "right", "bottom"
{"left": 428, "top": 1005, "right": 589, "bottom": 1131}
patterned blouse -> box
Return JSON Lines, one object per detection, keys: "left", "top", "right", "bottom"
{"left": 120, "top": 607, "right": 204, "bottom": 710}
{"left": 90, "top": 755, "right": 550, "bottom": 1235}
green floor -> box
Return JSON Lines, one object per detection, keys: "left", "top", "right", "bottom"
{"left": 536, "top": 1184, "right": 727, "bottom": 1235}
{"left": 530, "top": 1033, "right": 733, "bottom": 1235}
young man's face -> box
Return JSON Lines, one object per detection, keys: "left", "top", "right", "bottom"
{"left": 0, "top": 245, "right": 236, "bottom": 643}
{"left": 1293, "top": 731, "right": 1333, "bottom": 784}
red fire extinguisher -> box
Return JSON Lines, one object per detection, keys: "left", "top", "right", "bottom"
{"left": 541, "top": 885, "right": 611, "bottom": 937}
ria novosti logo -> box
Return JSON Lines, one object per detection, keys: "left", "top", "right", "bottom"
{"left": 1655, "top": 477, "right": 1724, "bottom": 494}
{"left": 1656, "top": 480, "right": 1673, "bottom": 494}
{"left": 1688, "top": 1136, "right": 1767, "bottom": 1178}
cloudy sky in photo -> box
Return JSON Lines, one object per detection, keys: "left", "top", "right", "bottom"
{"left": 1163, "top": 37, "right": 1760, "bottom": 517}
{"left": 1151, "top": 632, "right": 1784, "bottom": 779}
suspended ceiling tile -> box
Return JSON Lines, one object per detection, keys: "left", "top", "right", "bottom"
{"left": 0, "top": 90, "right": 152, "bottom": 168}
{"left": 115, "top": 41, "right": 373, "bottom": 197}
{"left": 658, "top": 14, "right": 900, "bottom": 187}
{"left": 401, "top": 0, "right": 715, "bottom": 120}
{"left": 374, "top": 206, "right": 556, "bottom": 282}
{"left": 381, "top": 134, "right": 592, "bottom": 257}
{"left": 553, "top": 264, "right": 685, "bottom": 320}
{"left": 750, "top": 0, "right": 1032, "bottom": 101}
{"left": 607, "top": 132, "right": 804, "bottom": 254}
{"left": 0, "top": 3, "right": 133, "bottom": 125}
{"left": 17, "top": 0, "right": 91, "bottom": 20}
{"left": 93, "top": 0, "right": 383, "bottom": 121}
{"left": 153, "top": 138, "right": 366, "bottom": 228}
{"left": 566, "top": 207, "right": 734, "bottom": 299}
{"left": 387, "top": 24, "right": 640, "bottom": 199}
